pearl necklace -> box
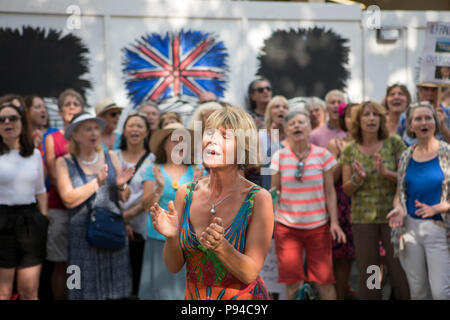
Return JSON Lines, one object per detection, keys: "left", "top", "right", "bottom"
{"left": 80, "top": 152, "right": 99, "bottom": 165}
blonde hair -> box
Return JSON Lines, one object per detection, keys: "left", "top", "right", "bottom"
{"left": 263, "top": 95, "right": 289, "bottom": 130}
{"left": 189, "top": 101, "right": 223, "bottom": 130}
{"left": 68, "top": 123, "right": 102, "bottom": 156}
{"left": 205, "top": 105, "right": 260, "bottom": 167}
{"left": 350, "top": 101, "right": 389, "bottom": 143}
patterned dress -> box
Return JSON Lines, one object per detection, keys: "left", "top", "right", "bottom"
{"left": 64, "top": 152, "right": 132, "bottom": 300}
{"left": 180, "top": 181, "right": 269, "bottom": 300}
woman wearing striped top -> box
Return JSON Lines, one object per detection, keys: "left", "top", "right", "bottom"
{"left": 270, "top": 109, "right": 346, "bottom": 300}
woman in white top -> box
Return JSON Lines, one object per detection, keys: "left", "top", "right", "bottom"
{"left": 115, "top": 113, "right": 154, "bottom": 297}
{"left": 0, "top": 102, "right": 48, "bottom": 300}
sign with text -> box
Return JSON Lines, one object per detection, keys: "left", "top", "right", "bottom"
{"left": 419, "top": 22, "right": 450, "bottom": 84}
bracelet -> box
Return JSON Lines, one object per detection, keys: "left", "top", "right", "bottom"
{"left": 350, "top": 174, "right": 363, "bottom": 187}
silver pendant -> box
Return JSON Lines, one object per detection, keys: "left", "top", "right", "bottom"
{"left": 210, "top": 206, "right": 216, "bottom": 215}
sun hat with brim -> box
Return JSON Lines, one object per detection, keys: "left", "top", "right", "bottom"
{"left": 149, "top": 122, "right": 193, "bottom": 155}
{"left": 94, "top": 97, "right": 124, "bottom": 116}
{"left": 416, "top": 82, "right": 438, "bottom": 88}
{"left": 64, "top": 112, "right": 106, "bottom": 140}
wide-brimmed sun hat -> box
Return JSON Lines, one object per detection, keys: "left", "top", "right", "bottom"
{"left": 94, "top": 97, "right": 124, "bottom": 116}
{"left": 149, "top": 122, "right": 193, "bottom": 154}
{"left": 64, "top": 112, "right": 106, "bottom": 140}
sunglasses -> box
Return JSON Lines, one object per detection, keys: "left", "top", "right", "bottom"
{"left": 108, "top": 111, "right": 122, "bottom": 117}
{"left": 294, "top": 161, "right": 305, "bottom": 182}
{"left": 253, "top": 86, "right": 272, "bottom": 93}
{"left": 0, "top": 115, "right": 20, "bottom": 124}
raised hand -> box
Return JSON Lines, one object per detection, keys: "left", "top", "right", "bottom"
{"left": 97, "top": 164, "right": 108, "bottom": 186}
{"left": 386, "top": 206, "right": 405, "bottom": 228}
{"left": 373, "top": 153, "right": 386, "bottom": 176}
{"left": 117, "top": 164, "right": 135, "bottom": 187}
{"left": 153, "top": 166, "right": 165, "bottom": 189}
{"left": 32, "top": 129, "right": 44, "bottom": 148}
{"left": 352, "top": 160, "right": 366, "bottom": 180}
{"left": 199, "top": 217, "right": 225, "bottom": 251}
{"left": 150, "top": 200, "right": 179, "bottom": 239}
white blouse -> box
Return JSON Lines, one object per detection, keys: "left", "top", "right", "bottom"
{"left": 0, "top": 149, "right": 46, "bottom": 205}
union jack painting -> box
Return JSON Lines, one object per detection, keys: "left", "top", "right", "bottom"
{"left": 123, "top": 30, "right": 229, "bottom": 108}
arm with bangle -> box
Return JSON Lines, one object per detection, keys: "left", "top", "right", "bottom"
{"left": 342, "top": 160, "right": 366, "bottom": 196}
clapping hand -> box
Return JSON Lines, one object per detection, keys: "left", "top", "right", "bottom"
{"left": 150, "top": 201, "right": 179, "bottom": 239}
{"left": 117, "top": 165, "right": 135, "bottom": 187}
{"left": 352, "top": 160, "right": 366, "bottom": 181}
{"left": 373, "top": 153, "right": 386, "bottom": 176}
{"left": 97, "top": 164, "right": 108, "bottom": 186}
{"left": 199, "top": 217, "right": 225, "bottom": 251}
{"left": 153, "top": 166, "right": 165, "bottom": 189}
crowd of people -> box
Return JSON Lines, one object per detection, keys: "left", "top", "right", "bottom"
{"left": 0, "top": 77, "right": 449, "bottom": 300}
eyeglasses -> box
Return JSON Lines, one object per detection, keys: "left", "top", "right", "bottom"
{"left": 108, "top": 111, "right": 122, "bottom": 118}
{"left": 0, "top": 115, "right": 20, "bottom": 124}
{"left": 254, "top": 86, "right": 272, "bottom": 93}
{"left": 294, "top": 161, "right": 305, "bottom": 182}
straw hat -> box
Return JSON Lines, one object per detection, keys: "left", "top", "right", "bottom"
{"left": 94, "top": 97, "right": 124, "bottom": 116}
{"left": 64, "top": 112, "right": 106, "bottom": 140}
{"left": 149, "top": 122, "right": 193, "bottom": 155}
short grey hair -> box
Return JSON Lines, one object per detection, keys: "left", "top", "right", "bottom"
{"left": 283, "top": 108, "right": 311, "bottom": 126}
{"left": 405, "top": 102, "right": 441, "bottom": 138}
{"left": 324, "top": 89, "right": 347, "bottom": 104}
{"left": 306, "top": 97, "right": 326, "bottom": 110}
{"left": 138, "top": 100, "right": 159, "bottom": 112}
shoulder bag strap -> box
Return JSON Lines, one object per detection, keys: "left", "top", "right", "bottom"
{"left": 71, "top": 154, "right": 95, "bottom": 210}
{"left": 126, "top": 151, "right": 150, "bottom": 184}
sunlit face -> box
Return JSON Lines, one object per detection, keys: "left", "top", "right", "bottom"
{"left": 360, "top": 104, "right": 381, "bottom": 134}
{"left": 202, "top": 126, "right": 237, "bottom": 168}
{"left": 60, "top": 95, "right": 83, "bottom": 124}
{"left": 0, "top": 107, "right": 22, "bottom": 142}
{"left": 73, "top": 120, "right": 101, "bottom": 149}
{"left": 285, "top": 113, "right": 311, "bottom": 142}
{"left": 123, "top": 116, "right": 148, "bottom": 147}
{"left": 140, "top": 105, "right": 159, "bottom": 131}
{"left": 409, "top": 107, "right": 436, "bottom": 139}
{"left": 29, "top": 97, "right": 48, "bottom": 128}
{"left": 270, "top": 103, "right": 289, "bottom": 127}
{"left": 307, "top": 104, "right": 325, "bottom": 128}
{"left": 418, "top": 86, "right": 438, "bottom": 107}
{"left": 326, "top": 93, "right": 345, "bottom": 121}
{"left": 250, "top": 80, "right": 272, "bottom": 106}
{"left": 386, "top": 86, "right": 408, "bottom": 114}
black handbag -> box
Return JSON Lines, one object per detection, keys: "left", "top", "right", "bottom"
{"left": 71, "top": 152, "right": 126, "bottom": 251}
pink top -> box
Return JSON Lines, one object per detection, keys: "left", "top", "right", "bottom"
{"left": 48, "top": 130, "right": 69, "bottom": 209}
{"left": 309, "top": 123, "right": 347, "bottom": 148}
{"left": 270, "top": 144, "right": 336, "bottom": 230}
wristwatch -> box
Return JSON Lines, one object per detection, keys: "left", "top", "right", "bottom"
{"left": 118, "top": 183, "right": 128, "bottom": 191}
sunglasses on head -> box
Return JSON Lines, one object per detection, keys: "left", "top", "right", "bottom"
{"left": 108, "top": 111, "right": 122, "bottom": 117}
{"left": 253, "top": 86, "right": 272, "bottom": 93}
{"left": 0, "top": 115, "right": 20, "bottom": 124}
{"left": 294, "top": 161, "right": 305, "bottom": 182}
